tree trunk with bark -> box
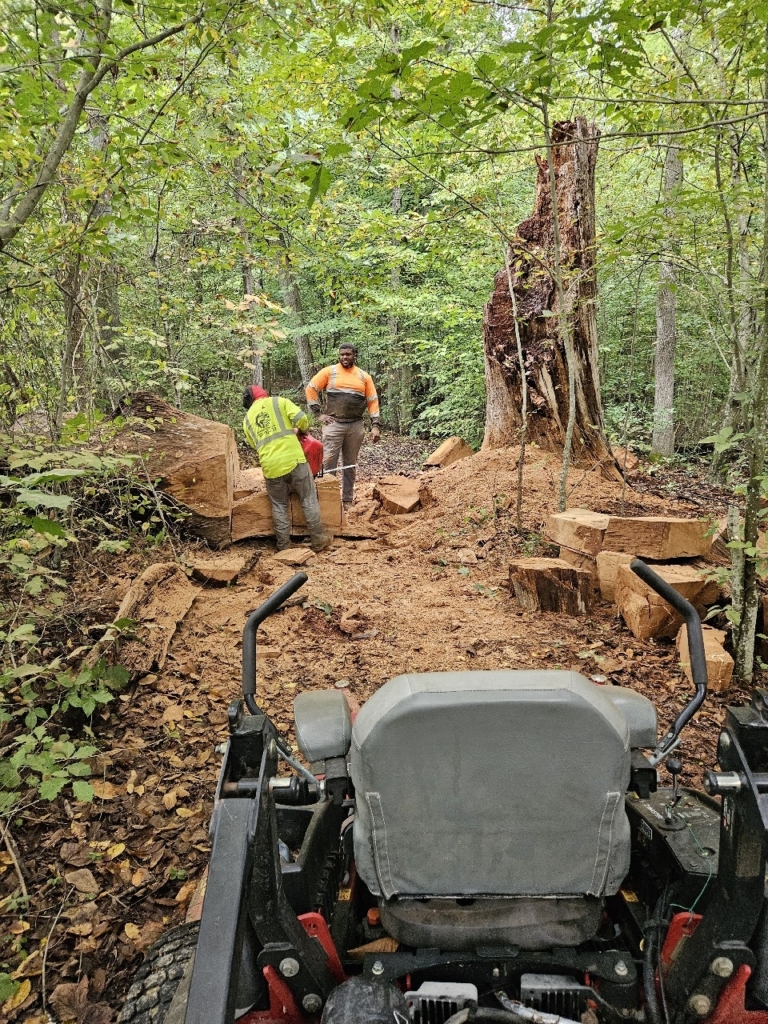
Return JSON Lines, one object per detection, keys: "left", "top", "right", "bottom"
{"left": 652, "top": 144, "right": 682, "bottom": 457}
{"left": 278, "top": 237, "right": 314, "bottom": 385}
{"left": 483, "top": 118, "right": 617, "bottom": 477}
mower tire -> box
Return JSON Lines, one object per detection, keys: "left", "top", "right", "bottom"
{"left": 117, "top": 922, "right": 199, "bottom": 1024}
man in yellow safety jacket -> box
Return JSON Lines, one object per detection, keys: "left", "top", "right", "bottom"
{"left": 305, "top": 344, "right": 380, "bottom": 509}
{"left": 242, "top": 385, "right": 333, "bottom": 553}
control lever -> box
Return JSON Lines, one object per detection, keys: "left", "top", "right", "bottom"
{"left": 667, "top": 757, "right": 682, "bottom": 805}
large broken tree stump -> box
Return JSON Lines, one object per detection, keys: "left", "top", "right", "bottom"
{"left": 423, "top": 436, "right": 473, "bottom": 469}
{"left": 373, "top": 476, "right": 422, "bottom": 515}
{"left": 115, "top": 392, "right": 238, "bottom": 549}
{"left": 86, "top": 562, "right": 196, "bottom": 680}
{"left": 509, "top": 558, "right": 592, "bottom": 615}
{"left": 482, "top": 118, "right": 619, "bottom": 480}
{"left": 615, "top": 564, "right": 719, "bottom": 640}
{"left": 676, "top": 624, "right": 734, "bottom": 693}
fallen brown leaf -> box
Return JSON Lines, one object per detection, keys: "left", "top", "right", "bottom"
{"left": 64, "top": 868, "right": 99, "bottom": 894}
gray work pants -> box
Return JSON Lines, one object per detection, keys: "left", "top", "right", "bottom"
{"left": 264, "top": 462, "right": 323, "bottom": 548}
{"left": 322, "top": 418, "right": 365, "bottom": 503}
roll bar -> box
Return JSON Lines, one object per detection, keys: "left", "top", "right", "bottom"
{"left": 241, "top": 572, "right": 308, "bottom": 715}
{"left": 630, "top": 558, "right": 708, "bottom": 765}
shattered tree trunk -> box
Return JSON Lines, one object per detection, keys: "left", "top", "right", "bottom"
{"left": 483, "top": 118, "right": 618, "bottom": 477}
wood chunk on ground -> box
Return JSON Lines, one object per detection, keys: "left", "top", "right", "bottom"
{"left": 373, "top": 476, "right": 422, "bottom": 515}
{"left": 271, "top": 546, "right": 314, "bottom": 566}
{"left": 189, "top": 550, "right": 255, "bottom": 586}
{"left": 559, "top": 547, "right": 597, "bottom": 580}
{"left": 115, "top": 391, "right": 237, "bottom": 549}
{"left": 87, "top": 562, "right": 196, "bottom": 679}
{"left": 596, "top": 551, "right": 635, "bottom": 603}
{"left": 509, "top": 558, "right": 593, "bottom": 615}
{"left": 603, "top": 516, "right": 712, "bottom": 560}
{"left": 423, "top": 436, "right": 473, "bottom": 469}
{"left": 291, "top": 475, "right": 342, "bottom": 533}
{"left": 677, "top": 624, "right": 734, "bottom": 693}
{"left": 547, "top": 509, "right": 609, "bottom": 556}
{"left": 612, "top": 446, "right": 640, "bottom": 477}
{"left": 616, "top": 563, "right": 720, "bottom": 641}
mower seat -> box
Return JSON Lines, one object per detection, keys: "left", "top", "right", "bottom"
{"left": 348, "top": 670, "right": 649, "bottom": 951}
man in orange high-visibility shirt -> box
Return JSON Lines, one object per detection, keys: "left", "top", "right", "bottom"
{"left": 305, "top": 344, "right": 380, "bottom": 510}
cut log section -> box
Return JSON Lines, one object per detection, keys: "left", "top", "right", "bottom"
{"left": 271, "top": 546, "right": 314, "bottom": 566}
{"left": 231, "top": 491, "right": 274, "bottom": 542}
{"left": 602, "top": 516, "right": 713, "bottom": 560}
{"left": 596, "top": 551, "right": 635, "bottom": 603}
{"left": 189, "top": 550, "right": 256, "bottom": 586}
{"left": 86, "top": 562, "right": 196, "bottom": 680}
{"left": 559, "top": 547, "right": 597, "bottom": 576}
{"left": 234, "top": 467, "right": 264, "bottom": 500}
{"left": 115, "top": 392, "right": 237, "bottom": 549}
{"left": 291, "top": 475, "right": 342, "bottom": 534}
{"left": 373, "top": 476, "right": 422, "bottom": 515}
{"left": 509, "top": 558, "right": 593, "bottom": 615}
{"left": 677, "top": 624, "right": 734, "bottom": 693}
{"left": 547, "top": 509, "right": 609, "bottom": 556}
{"left": 616, "top": 564, "right": 720, "bottom": 641}
{"left": 423, "top": 436, "right": 473, "bottom": 469}
{"left": 612, "top": 446, "right": 640, "bottom": 477}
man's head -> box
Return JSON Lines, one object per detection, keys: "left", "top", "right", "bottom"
{"left": 242, "top": 384, "right": 269, "bottom": 410}
{"left": 338, "top": 344, "right": 357, "bottom": 369}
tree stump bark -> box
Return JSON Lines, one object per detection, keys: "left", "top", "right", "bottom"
{"left": 509, "top": 557, "right": 592, "bottom": 615}
{"left": 483, "top": 118, "right": 618, "bottom": 478}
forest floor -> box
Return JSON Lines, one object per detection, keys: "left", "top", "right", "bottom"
{"left": 2, "top": 432, "right": 756, "bottom": 1022}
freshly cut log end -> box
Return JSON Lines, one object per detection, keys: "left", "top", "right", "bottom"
{"left": 547, "top": 509, "right": 609, "bottom": 556}
{"left": 373, "top": 476, "right": 422, "bottom": 515}
{"left": 615, "top": 564, "right": 720, "bottom": 641}
{"left": 232, "top": 491, "right": 274, "bottom": 542}
{"left": 115, "top": 391, "right": 237, "bottom": 549}
{"left": 602, "top": 516, "right": 713, "bottom": 560}
{"left": 189, "top": 550, "right": 255, "bottom": 586}
{"left": 596, "top": 551, "right": 635, "bottom": 603}
{"left": 234, "top": 467, "right": 265, "bottom": 500}
{"left": 423, "top": 436, "right": 473, "bottom": 469}
{"left": 509, "top": 557, "right": 592, "bottom": 615}
{"left": 676, "top": 624, "right": 734, "bottom": 693}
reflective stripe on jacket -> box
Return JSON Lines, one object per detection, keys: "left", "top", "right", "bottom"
{"left": 306, "top": 364, "right": 380, "bottom": 422}
{"left": 242, "top": 396, "right": 309, "bottom": 479}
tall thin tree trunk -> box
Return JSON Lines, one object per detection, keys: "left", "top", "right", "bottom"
{"left": 652, "top": 143, "right": 682, "bottom": 457}
{"left": 278, "top": 238, "right": 313, "bottom": 385}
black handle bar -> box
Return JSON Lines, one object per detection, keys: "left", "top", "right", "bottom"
{"left": 242, "top": 572, "right": 308, "bottom": 715}
{"left": 630, "top": 558, "right": 708, "bottom": 762}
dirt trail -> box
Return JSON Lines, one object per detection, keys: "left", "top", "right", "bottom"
{"left": 3, "top": 441, "right": 752, "bottom": 1021}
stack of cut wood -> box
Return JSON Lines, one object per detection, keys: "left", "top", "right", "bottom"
{"left": 540, "top": 508, "right": 732, "bottom": 688}
{"left": 116, "top": 392, "right": 345, "bottom": 549}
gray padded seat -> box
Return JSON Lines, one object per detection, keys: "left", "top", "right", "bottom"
{"left": 349, "top": 671, "right": 635, "bottom": 910}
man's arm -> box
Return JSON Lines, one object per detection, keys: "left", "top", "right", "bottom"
{"left": 305, "top": 367, "right": 330, "bottom": 415}
{"left": 281, "top": 397, "right": 309, "bottom": 434}
{"left": 364, "top": 373, "right": 381, "bottom": 442}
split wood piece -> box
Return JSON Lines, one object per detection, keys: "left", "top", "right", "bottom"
{"left": 115, "top": 391, "right": 237, "bottom": 549}
{"left": 234, "top": 467, "right": 265, "bottom": 500}
{"left": 676, "top": 624, "right": 734, "bottom": 693}
{"left": 291, "top": 475, "right": 342, "bottom": 535}
{"left": 86, "top": 562, "right": 196, "bottom": 680}
{"left": 602, "top": 516, "right": 713, "bottom": 560}
{"left": 271, "top": 547, "right": 314, "bottom": 566}
{"left": 231, "top": 491, "right": 274, "bottom": 542}
{"left": 612, "top": 446, "right": 640, "bottom": 477}
{"left": 423, "top": 436, "right": 473, "bottom": 469}
{"left": 189, "top": 550, "right": 256, "bottom": 586}
{"left": 547, "top": 509, "right": 609, "bottom": 556}
{"left": 615, "top": 564, "right": 720, "bottom": 641}
{"left": 373, "top": 476, "right": 422, "bottom": 515}
{"left": 596, "top": 551, "right": 635, "bottom": 603}
{"left": 509, "top": 558, "right": 593, "bottom": 615}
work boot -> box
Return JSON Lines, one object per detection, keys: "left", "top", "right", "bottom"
{"left": 310, "top": 531, "right": 334, "bottom": 554}
{"left": 342, "top": 501, "right": 353, "bottom": 514}
{"left": 275, "top": 539, "right": 291, "bottom": 552}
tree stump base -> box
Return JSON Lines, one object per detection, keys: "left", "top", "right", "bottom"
{"left": 509, "top": 558, "right": 593, "bottom": 615}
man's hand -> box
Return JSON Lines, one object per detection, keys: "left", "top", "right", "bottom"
{"left": 371, "top": 425, "right": 381, "bottom": 444}
{"left": 319, "top": 414, "right": 332, "bottom": 426}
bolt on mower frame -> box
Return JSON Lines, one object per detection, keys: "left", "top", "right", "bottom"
{"left": 181, "top": 563, "right": 768, "bottom": 1024}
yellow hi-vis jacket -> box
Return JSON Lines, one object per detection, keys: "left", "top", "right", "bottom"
{"left": 243, "top": 396, "right": 309, "bottom": 479}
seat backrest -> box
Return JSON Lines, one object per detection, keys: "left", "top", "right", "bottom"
{"left": 349, "top": 670, "right": 632, "bottom": 900}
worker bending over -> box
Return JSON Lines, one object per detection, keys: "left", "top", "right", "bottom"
{"left": 242, "top": 385, "right": 333, "bottom": 553}
{"left": 305, "top": 344, "right": 380, "bottom": 510}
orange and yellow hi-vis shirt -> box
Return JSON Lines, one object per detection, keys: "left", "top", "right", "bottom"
{"left": 306, "top": 364, "right": 380, "bottom": 423}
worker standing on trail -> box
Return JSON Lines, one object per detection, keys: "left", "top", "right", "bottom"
{"left": 242, "top": 385, "right": 333, "bottom": 554}
{"left": 305, "top": 344, "right": 380, "bottom": 511}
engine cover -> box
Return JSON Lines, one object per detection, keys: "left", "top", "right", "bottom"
{"left": 320, "top": 977, "right": 410, "bottom": 1024}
